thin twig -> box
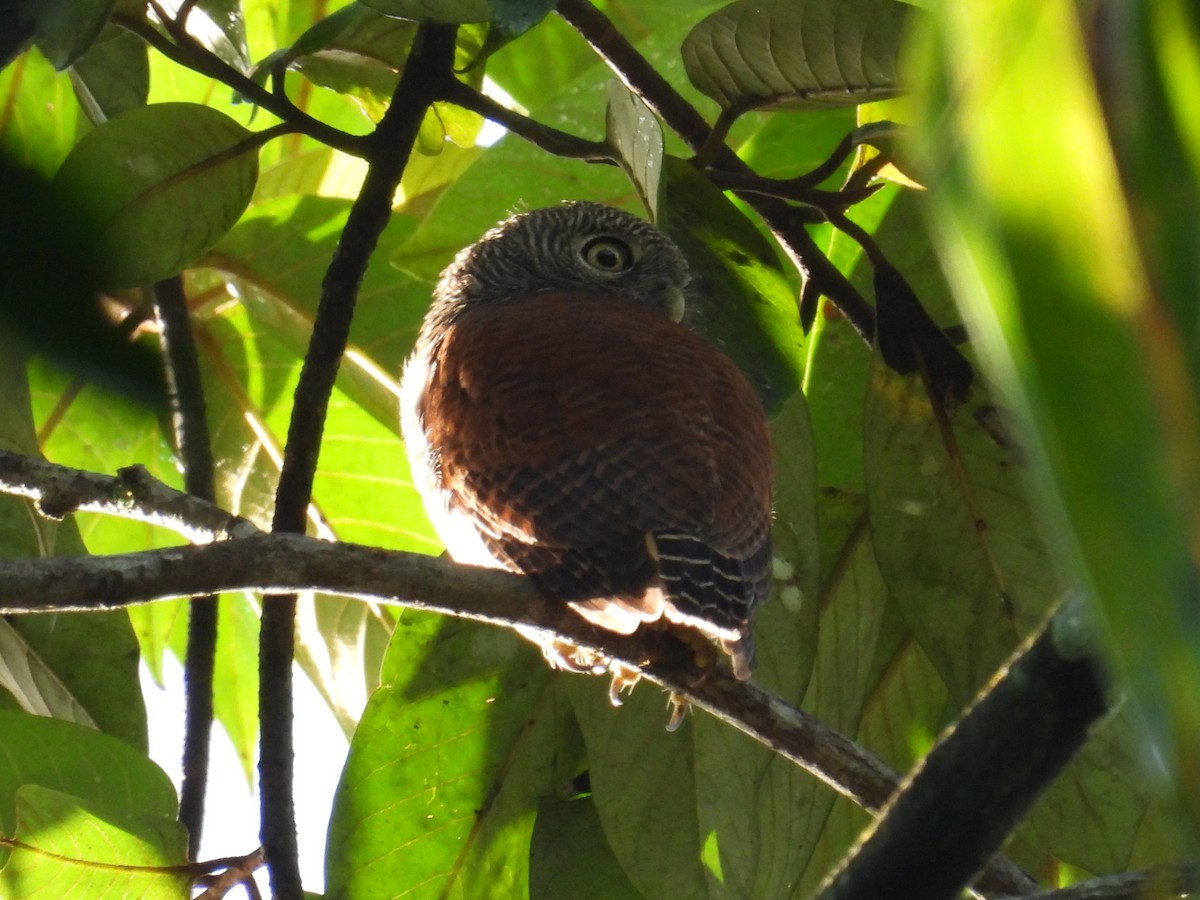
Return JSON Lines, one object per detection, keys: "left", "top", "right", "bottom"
{"left": 153, "top": 276, "right": 219, "bottom": 859}
{"left": 0, "top": 450, "right": 256, "bottom": 541}
{"left": 707, "top": 167, "right": 882, "bottom": 209}
{"left": 554, "top": 0, "right": 878, "bottom": 340}
{"left": 997, "top": 863, "right": 1200, "bottom": 900}
{"left": 111, "top": 13, "right": 367, "bottom": 158}
{"left": 439, "top": 80, "right": 614, "bottom": 160}
{"left": 194, "top": 847, "right": 266, "bottom": 900}
{"left": 257, "top": 22, "right": 460, "bottom": 898}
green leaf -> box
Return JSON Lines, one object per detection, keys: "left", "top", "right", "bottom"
{"left": 0, "top": 785, "right": 189, "bottom": 898}
{"left": 325, "top": 616, "right": 561, "bottom": 897}
{"left": 909, "top": 0, "right": 1200, "bottom": 813}
{"left": 0, "top": 712, "right": 179, "bottom": 842}
{"left": 68, "top": 25, "right": 150, "bottom": 123}
{"left": 864, "top": 360, "right": 1065, "bottom": 703}
{"left": 682, "top": 0, "right": 913, "bottom": 112}
{"left": 487, "top": 0, "right": 555, "bottom": 36}
{"left": 185, "top": 0, "right": 250, "bottom": 73}
{"left": 0, "top": 340, "right": 147, "bottom": 750}
{"left": 22, "top": 0, "right": 115, "bottom": 70}
{"left": 481, "top": 9, "right": 603, "bottom": 110}
{"left": 658, "top": 157, "right": 804, "bottom": 415}
{"left": 606, "top": 81, "right": 664, "bottom": 217}
{"left": 255, "top": 4, "right": 417, "bottom": 125}
{"left": 1, "top": 51, "right": 83, "bottom": 177}
{"left": 566, "top": 679, "right": 709, "bottom": 898}
{"left": 529, "top": 794, "right": 641, "bottom": 900}
{"left": 52, "top": 102, "right": 258, "bottom": 287}
{"left": 0, "top": 9, "right": 35, "bottom": 70}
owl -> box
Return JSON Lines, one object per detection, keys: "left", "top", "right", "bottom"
{"left": 400, "top": 201, "right": 772, "bottom": 687}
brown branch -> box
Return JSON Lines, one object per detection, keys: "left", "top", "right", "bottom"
{"left": 258, "top": 22, "right": 460, "bottom": 898}
{"left": 0, "top": 515, "right": 1029, "bottom": 896}
{"left": 0, "top": 450, "right": 257, "bottom": 542}
{"left": 554, "top": 0, "right": 878, "bottom": 341}
{"left": 440, "top": 81, "right": 614, "bottom": 161}
{"left": 153, "top": 276, "right": 219, "bottom": 859}
{"left": 194, "top": 847, "right": 266, "bottom": 900}
{"left": 111, "top": 13, "right": 367, "bottom": 158}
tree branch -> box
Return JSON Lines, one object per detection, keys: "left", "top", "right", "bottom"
{"left": 111, "top": 13, "right": 366, "bottom": 158}
{"left": 554, "top": 0, "right": 879, "bottom": 341}
{"left": 153, "top": 276, "right": 219, "bottom": 859}
{"left": 0, "top": 445, "right": 1036, "bottom": 897}
{"left": 997, "top": 863, "right": 1200, "bottom": 900}
{"left": 815, "top": 595, "right": 1109, "bottom": 900}
{"left": 0, "top": 450, "right": 256, "bottom": 542}
{"left": 257, "top": 22, "right": 460, "bottom": 898}
{"left": 439, "top": 81, "right": 614, "bottom": 161}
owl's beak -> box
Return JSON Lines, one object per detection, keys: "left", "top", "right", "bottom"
{"left": 664, "top": 285, "right": 686, "bottom": 323}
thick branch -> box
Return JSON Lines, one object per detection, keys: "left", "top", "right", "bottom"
{"left": 816, "top": 597, "right": 1109, "bottom": 900}
{"left": 0, "top": 523, "right": 1028, "bottom": 897}
{"left": 258, "top": 23, "right": 460, "bottom": 898}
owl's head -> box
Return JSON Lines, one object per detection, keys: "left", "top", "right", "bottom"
{"left": 431, "top": 201, "right": 692, "bottom": 325}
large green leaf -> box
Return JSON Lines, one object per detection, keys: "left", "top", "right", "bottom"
{"left": 22, "top": 0, "right": 114, "bottom": 70}
{"left": 325, "top": 615, "right": 565, "bottom": 896}
{"left": 910, "top": 0, "right": 1200, "bottom": 818}
{"left": 0, "top": 786, "right": 189, "bottom": 899}
{"left": 529, "top": 793, "right": 641, "bottom": 900}
{"left": 682, "top": 0, "right": 912, "bottom": 113}
{"left": 253, "top": 4, "right": 418, "bottom": 125}
{"left": 0, "top": 712, "right": 180, "bottom": 848}
{"left": 659, "top": 157, "right": 804, "bottom": 415}
{"left": 0, "top": 51, "right": 83, "bottom": 178}
{"left": 68, "top": 25, "right": 149, "bottom": 123}
{"left": 52, "top": 102, "right": 259, "bottom": 287}
{"left": 2, "top": 344, "right": 146, "bottom": 750}
{"left": 864, "top": 360, "right": 1064, "bottom": 703}
{"left": 184, "top": 0, "right": 251, "bottom": 73}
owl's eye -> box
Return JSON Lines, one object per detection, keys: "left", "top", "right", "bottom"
{"left": 579, "top": 235, "right": 635, "bottom": 273}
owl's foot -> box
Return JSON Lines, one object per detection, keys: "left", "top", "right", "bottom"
{"left": 665, "top": 692, "right": 690, "bottom": 731}
{"left": 606, "top": 662, "right": 643, "bottom": 707}
{"left": 538, "top": 635, "right": 609, "bottom": 675}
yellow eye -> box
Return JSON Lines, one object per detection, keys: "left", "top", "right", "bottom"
{"left": 580, "top": 235, "right": 634, "bottom": 273}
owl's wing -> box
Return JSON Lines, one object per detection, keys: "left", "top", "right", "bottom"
{"left": 417, "top": 292, "right": 772, "bottom": 673}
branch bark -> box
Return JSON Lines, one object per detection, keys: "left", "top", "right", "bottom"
{"left": 256, "top": 22, "right": 460, "bottom": 898}
{"left": 0, "top": 447, "right": 1037, "bottom": 896}
{"left": 153, "top": 275, "right": 219, "bottom": 859}
{"left": 815, "top": 596, "right": 1109, "bottom": 900}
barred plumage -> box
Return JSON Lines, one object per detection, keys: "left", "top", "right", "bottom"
{"left": 400, "top": 202, "right": 772, "bottom": 680}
